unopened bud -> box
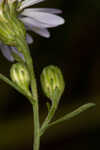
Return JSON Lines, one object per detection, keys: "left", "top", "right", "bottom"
{"left": 10, "top": 63, "right": 30, "bottom": 91}
{"left": 40, "top": 65, "right": 65, "bottom": 102}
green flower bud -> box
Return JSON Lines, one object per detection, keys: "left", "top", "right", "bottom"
{"left": 10, "top": 63, "right": 30, "bottom": 91}
{"left": 0, "top": 0, "right": 26, "bottom": 46}
{"left": 40, "top": 65, "right": 65, "bottom": 102}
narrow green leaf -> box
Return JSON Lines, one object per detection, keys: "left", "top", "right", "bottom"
{"left": 0, "top": 73, "right": 33, "bottom": 103}
{"left": 48, "top": 103, "right": 96, "bottom": 128}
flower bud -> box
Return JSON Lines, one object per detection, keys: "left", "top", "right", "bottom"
{"left": 0, "top": 0, "right": 26, "bottom": 46}
{"left": 10, "top": 63, "right": 30, "bottom": 91}
{"left": 40, "top": 65, "right": 65, "bottom": 102}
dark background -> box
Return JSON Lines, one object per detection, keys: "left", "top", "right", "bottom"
{"left": 0, "top": 0, "right": 99, "bottom": 149}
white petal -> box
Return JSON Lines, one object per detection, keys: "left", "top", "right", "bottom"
{"left": 0, "top": 44, "right": 14, "bottom": 62}
{"left": 20, "top": 16, "right": 50, "bottom": 28}
{"left": 11, "top": 47, "right": 25, "bottom": 61}
{"left": 32, "top": 28, "right": 50, "bottom": 38}
{"left": 22, "top": 8, "right": 62, "bottom": 14}
{"left": 21, "top": 11, "right": 65, "bottom": 28}
{"left": 19, "top": 0, "right": 45, "bottom": 11}
{"left": 26, "top": 26, "right": 50, "bottom": 38}
{"left": 26, "top": 33, "right": 34, "bottom": 44}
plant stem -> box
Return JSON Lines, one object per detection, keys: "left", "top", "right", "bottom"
{"left": 40, "top": 102, "right": 58, "bottom": 136}
{"left": 32, "top": 101, "right": 40, "bottom": 150}
{"left": 47, "top": 103, "right": 96, "bottom": 128}
{"left": 16, "top": 38, "right": 40, "bottom": 150}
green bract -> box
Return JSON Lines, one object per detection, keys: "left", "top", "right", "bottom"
{"left": 40, "top": 65, "right": 65, "bottom": 102}
{"left": 10, "top": 63, "right": 30, "bottom": 91}
{"left": 0, "top": 0, "right": 26, "bottom": 46}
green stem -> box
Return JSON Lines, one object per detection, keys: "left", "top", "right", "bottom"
{"left": 40, "top": 102, "right": 96, "bottom": 136}
{"left": 32, "top": 101, "right": 40, "bottom": 150}
{"left": 16, "top": 38, "right": 37, "bottom": 99}
{"left": 16, "top": 39, "right": 40, "bottom": 150}
{"left": 40, "top": 102, "right": 58, "bottom": 136}
{"left": 48, "top": 103, "right": 96, "bottom": 128}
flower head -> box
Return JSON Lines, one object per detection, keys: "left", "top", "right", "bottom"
{"left": 10, "top": 63, "right": 30, "bottom": 91}
{"left": 0, "top": 0, "right": 65, "bottom": 61}
{"left": 40, "top": 65, "right": 65, "bottom": 102}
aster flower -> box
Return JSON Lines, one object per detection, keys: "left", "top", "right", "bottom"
{"left": 0, "top": 0, "right": 65, "bottom": 62}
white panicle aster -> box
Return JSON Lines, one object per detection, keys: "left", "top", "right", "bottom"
{"left": 0, "top": 0, "right": 65, "bottom": 61}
